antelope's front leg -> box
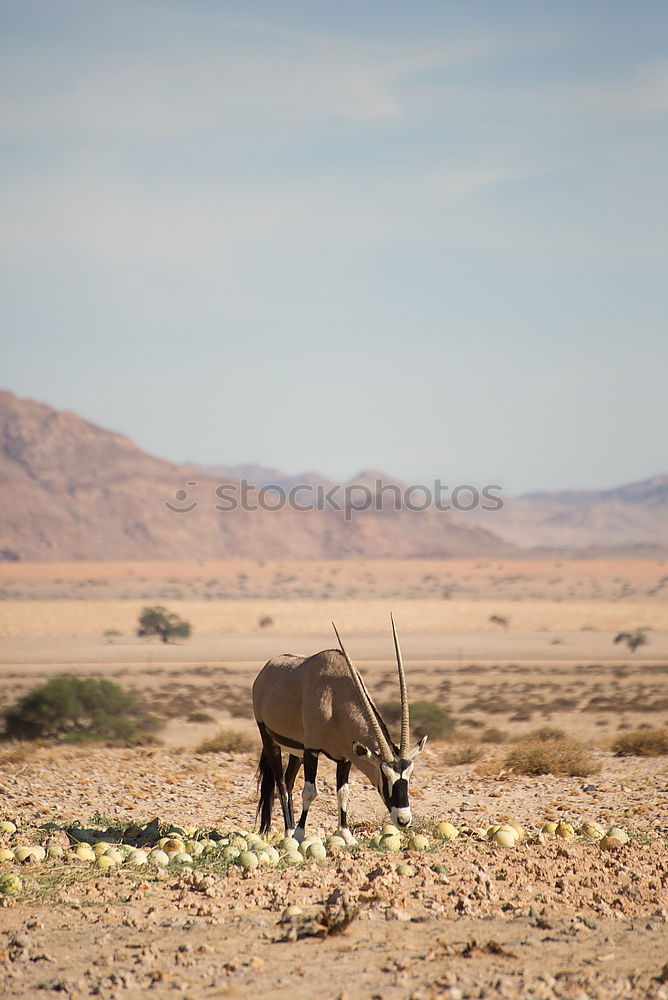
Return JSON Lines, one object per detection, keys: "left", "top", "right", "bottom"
{"left": 294, "top": 749, "right": 319, "bottom": 842}
{"left": 335, "top": 759, "right": 357, "bottom": 845}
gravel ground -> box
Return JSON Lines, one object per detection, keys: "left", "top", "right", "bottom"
{"left": 1, "top": 743, "right": 667, "bottom": 1000}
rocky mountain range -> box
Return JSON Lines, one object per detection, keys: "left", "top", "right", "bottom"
{"left": 1, "top": 390, "right": 665, "bottom": 560}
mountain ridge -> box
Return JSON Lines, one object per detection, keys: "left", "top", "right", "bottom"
{"left": 0, "top": 390, "right": 516, "bottom": 561}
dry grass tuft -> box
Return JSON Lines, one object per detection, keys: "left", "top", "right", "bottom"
{"left": 0, "top": 741, "right": 39, "bottom": 767}
{"left": 504, "top": 736, "right": 598, "bottom": 777}
{"left": 521, "top": 726, "right": 566, "bottom": 742}
{"left": 187, "top": 711, "right": 216, "bottom": 723}
{"left": 196, "top": 728, "right": 256, "bottom": 754}
{"left": 442, "top": 745, "right": 483, "bottom": 766}
{"left": 480, "top": 727, "right": 508, "bottom": 744}
{"left": 612, "top": 727, "right": 668, "bottom": 757}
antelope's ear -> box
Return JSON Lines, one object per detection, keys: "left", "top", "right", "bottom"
{"left": 408, "top": 735, "right": 428, "bottom": 759}
{"left": 353, "top": 742, "right": 372, "bottom": 758}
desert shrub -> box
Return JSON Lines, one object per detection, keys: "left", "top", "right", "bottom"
{"left": 458, "top": 717, "right": 484, "bottom": 729}
{"left": 380, "top": 700, "right": 455, "bottom": 741}
{"left": 489, "top": 614, "right": 509, "bottom": 627}
{"left": 187, "top": 711, "right": 216, "bottom": 723}
{"left": 521, "top": 726, "right": 566, "bottom": 742}
{"left": 137, "top": 606, "right": 191, "bottom": 643}
{"left": 196, "top": 728, "right": 256, "bottom": 753}
{"left": 3, "top": 676, "right": 162, "bottom": 745}
{"left": 480, "top": 727, "right": 508, "bottom": 744}
{"left": 504, "top": 736, "right": 597, "bottom": 777}
{"left": 612, "top": 727, "right": 668, "bottom": 757}
{"left": 258, "top": 615, "right": 273, "bottom": 628}
{"left": 442, "top": 744, "right": 482, "bottom": 765}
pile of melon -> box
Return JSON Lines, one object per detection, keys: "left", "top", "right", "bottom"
{"left": 0, "top": 814, "right": 632, "bottom": 896}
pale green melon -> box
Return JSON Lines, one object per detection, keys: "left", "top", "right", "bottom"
{"left": 96, "top": 855, "right": 117, "bottom": 870}
{"left": 435, "top": 822, "right": 459, "bottom": 840}
{"left": 148, "top": 850, "right": 170, "bottom": 866}
{"left": 305, "top": 842, "right": 327, "bottom": 861}
{"left": 555, "top": 822, "right": 575, "bottom": 839}
{"left": 0, "top": 873, "right": 22, "bottom": 896}
{"left": 379, "top": 833, "right": 402, "bottom": 852}
{"left": 237, "top": 851, "right": 259, "bottom": 870}
{"left": 407, "top": 834, "right": 429, "bottom": 851}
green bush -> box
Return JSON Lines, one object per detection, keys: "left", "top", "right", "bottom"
{"left": 3, "top": 676, "right": 162, "bottom": 745}
{"left": 380, "top": 700, "right": 455, "bottom": 742}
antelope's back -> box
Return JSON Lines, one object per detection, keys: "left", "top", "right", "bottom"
{"left": 252, "top": 653, "right": 307, "bottom": 739}
{"left": 252, "top": 649, "right": 373, "bottom": 758}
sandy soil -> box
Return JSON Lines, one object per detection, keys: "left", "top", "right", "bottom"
{"left": 0, "top": 557, "right": 666, "bottom": 602}
{"left": 1, "top": 560, "right": 667, "bottom": 998}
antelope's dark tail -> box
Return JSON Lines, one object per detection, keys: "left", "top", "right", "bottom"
{"left": 256, "top": 749, "right": 275, "bottom": 835}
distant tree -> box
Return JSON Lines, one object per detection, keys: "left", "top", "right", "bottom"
{"left": 613, "top": 630, "right": 647, "bottom": 653}
{"left": 137, "top": 606, "right": 191, "bottom": 643}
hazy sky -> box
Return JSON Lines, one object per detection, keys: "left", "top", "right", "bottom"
{"left": 1, "top": 1, "right": 666, "bottom": 493}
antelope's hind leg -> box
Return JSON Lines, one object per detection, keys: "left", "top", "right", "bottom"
{"left": 294, "top": 749, "right": 319, "bottom": 843}
{"left": 257, "top": 723, "right": 293, "bottom": 835}
{"left": 335, "top": 759, "right": 357, "bottom": 845}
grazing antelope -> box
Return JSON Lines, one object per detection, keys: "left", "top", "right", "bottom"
{"left": 252, "top": 615, "right": 426, "bottom": 844}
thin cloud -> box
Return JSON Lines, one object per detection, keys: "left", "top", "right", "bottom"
{"left": 0, "top": 27, "right": 496, "bottom": 139}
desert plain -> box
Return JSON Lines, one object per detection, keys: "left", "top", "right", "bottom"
{"left": 0, "top": 558, "right": 667, "bottom": 1000}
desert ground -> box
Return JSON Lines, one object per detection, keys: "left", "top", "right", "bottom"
{"left": 0, "top": 559, "right": 667, "bottom": 999}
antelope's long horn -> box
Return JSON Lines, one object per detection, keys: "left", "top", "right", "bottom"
{"left": 390, "top": 612, "right": 410, "bottom": 758}
{"left": 332, "top": 622, "right": 393, "bottom": 763}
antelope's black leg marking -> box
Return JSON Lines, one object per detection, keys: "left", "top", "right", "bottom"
{"left": 336, "top": 759, "right": 356, "bottom": 845}
{"left": 294, "top": 749, "right": 319, "bottom": 842}
{"left": 284, "top": 754, "right": 301, "bottom": 833}
{"left": 257, "top": 722, "right": 292, "bottom": 835}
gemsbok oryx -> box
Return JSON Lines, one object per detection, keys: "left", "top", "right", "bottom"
{"left": 252, "top": 614, "right": 426, "bottom": 844}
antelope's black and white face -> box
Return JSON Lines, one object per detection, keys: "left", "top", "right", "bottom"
{"left": 353, "top": 736, "right": 427, "bottom": 828}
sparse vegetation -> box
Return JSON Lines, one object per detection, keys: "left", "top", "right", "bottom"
{"left": 504, "top": 735, "right": 598, "bottom": 776}
{"left": 614, "top": 630, "right": 648, "bottom": 652}
{"left": 442, "top": 744, "right": 482, "bottom": 765}
{"left": 187, "top": 711, "right": 216, "bottom": 723}
{"left": 137, "top": 606, "right": 191, "bottom": 643}
{"left": 612, "top": 727, "right": 668, "bottom": 757}
{"left": 489, "top": 614, "right": 509, "bottom": 627}
{"left": 522, "top": 726, "right": 566, "bottom": 742}
{"left": 258, "top": 615, "right": 274, "bottom": 628}
{"left": 2, "top": 676, "right": 162, "bottom": 745}
{"left": 480, "top": 727, "right": 508, "bottom": 744}
{"left": 380, "top": 700, "right": 455, "bottom": 742}
{"left": 196, "top": 728, "right": 256, "bottom": 754}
